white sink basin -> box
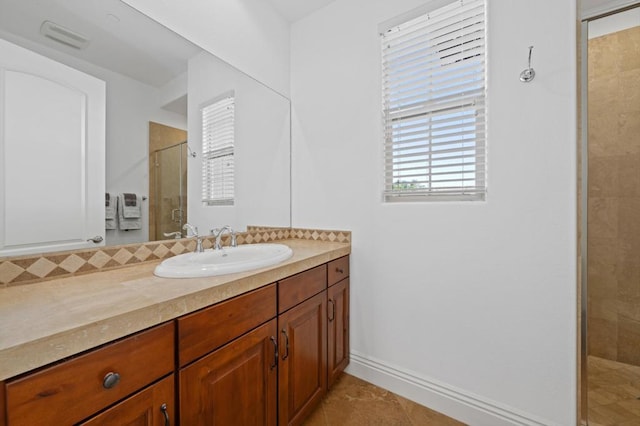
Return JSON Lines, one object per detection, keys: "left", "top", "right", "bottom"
{"left": 154, "top": 243, "right": 293, "bottom": 278}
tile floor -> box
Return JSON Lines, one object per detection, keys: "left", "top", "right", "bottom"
{"left": 588, "top": 356, "right": 640, "bottom": 426}
{"left": 303, "top": 374, "right": 465, "bottom": 425}
{"left": 303, "top": 357, "right": 640, "bottom": 426}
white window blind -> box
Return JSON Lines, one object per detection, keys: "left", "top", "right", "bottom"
{"left": 381, "top": 0, "right": 486, "bottom": 201}
{"left": 202, "top": 93, "right": 235, "bottom": 205}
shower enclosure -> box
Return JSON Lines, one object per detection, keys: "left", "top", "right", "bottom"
{"left": 151, "top": 141, "right": 189, "bottom": 241}
{"left": 582, "top": 5, "right": 640, "bottom": 425}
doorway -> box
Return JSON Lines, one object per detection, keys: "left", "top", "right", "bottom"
{"left": 582, "top": 5, "right": 640, "bottom": 425}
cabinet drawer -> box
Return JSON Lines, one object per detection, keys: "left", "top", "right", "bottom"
{"left": 178, "top": 283, "right": 277, "bottom": 366}
{"left": 328, "top": 256, "right": 349, "bottom": 287}
{"left": 278, "top": 265, "right": 327, "bottom": 314}
{"left": 6, "top": 322, "right": 174, "bottom": 426}
{"left": 79, "top": 374, "right": 174, "bottom": 426}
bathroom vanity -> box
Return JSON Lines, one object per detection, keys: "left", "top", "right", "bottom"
{"left": 0, "top": 237, "right": 350, "bottom": 426}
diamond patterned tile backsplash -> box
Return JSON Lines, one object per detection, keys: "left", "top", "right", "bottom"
{"left": 0, "top": 227, "right": 351, "bottom": 287}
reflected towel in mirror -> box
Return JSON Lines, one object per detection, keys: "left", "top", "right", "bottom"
{"left": 118, "top": 193, "right": 141, "bottom": 230}
{"left": 105, "top": 193, "right": 116, "bottom": 230}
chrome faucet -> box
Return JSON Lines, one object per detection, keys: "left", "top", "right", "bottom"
{"left": 210, "top": 226, "right": 236, "bottom": 250}
{"left": 163, "top": 231, "right": 182, "bottom": 239}
{"left": 182, "top": 223, "right": 204, "bottom": 253}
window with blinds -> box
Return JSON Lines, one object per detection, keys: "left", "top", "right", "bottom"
{"left": 201, "top": 93, "right": 235, "bottom": 206}
{"left": 381, "top": 0, "right": 486, "bottom": 202}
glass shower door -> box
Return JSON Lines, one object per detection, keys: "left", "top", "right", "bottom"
{"left": 153, "top": 142, "right": 188, "bottom": 241}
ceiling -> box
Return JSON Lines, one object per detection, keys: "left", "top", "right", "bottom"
{"left": 265, "top": 0, "right": 336, "bottom": 23}
{"left": 1, "top": 0, "right": 636, "bottom": 91}
{"left": 0, "top": 0, "right": 200, "bottom": 88}
{"left": 581, "top": 0, "right": 640, "bottom": 18}
{"left": 266, "top": 0, "right": 638, "bottom": 22}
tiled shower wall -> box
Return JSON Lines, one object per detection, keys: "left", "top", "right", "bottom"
{"left": 587, "top": 25, "right": 640, "bottom": 365}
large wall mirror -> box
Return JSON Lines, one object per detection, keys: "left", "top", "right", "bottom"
{"left": 0, "top": 0, "right": 291, "bottom": 256}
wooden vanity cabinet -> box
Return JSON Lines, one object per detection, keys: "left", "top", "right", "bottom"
{"left": 2, "top": 254, "right": 350, "bottom": 426}
{"left": 4, "top": 322, "right": 174, "bottom": 426}
{"left": 327, "top": 256, "right": 350, "bottom": 389}
{"left": 277, "top": 265, "right": 328, "bottom": 426}
{"left": 178, "top": 284, "right": 278, "bottom": 425}
{"left": 180, "top": 319, "right": 278, "bottom": 425}
{"left": 177, "top": 284, "right": 277, "bottom": 366}
{"left": 0, "top": 380, "right": 5, "bottom": 426}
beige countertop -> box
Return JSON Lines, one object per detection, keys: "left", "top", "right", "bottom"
{"left": 0, "top": 239, "right": 350, "bottom": 381}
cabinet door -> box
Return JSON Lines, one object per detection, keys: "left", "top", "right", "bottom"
{"left": 278, "top": 291, "right": 327, "bottom": 426}
{"left": 328, "top": 278, "right": 350, "bottom": 389}
{"left": 1, "top": 381, "right": 5, "bottom": 426}
{"left": 79, "top": 374, "right": 174, "bottom": 426}
{"left": 180, "top": 319, "right": 278, "bottom": 426}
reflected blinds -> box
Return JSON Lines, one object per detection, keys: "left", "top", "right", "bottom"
{"left": 202, "top": 93, "right": 235, "bottom": 205}
{"left": 381, "top": 0, "right": 486, "bottom": 201}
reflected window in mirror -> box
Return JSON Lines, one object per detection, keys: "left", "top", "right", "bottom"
{"left": 202, "top": 92, "right": 235, "bottom": 206}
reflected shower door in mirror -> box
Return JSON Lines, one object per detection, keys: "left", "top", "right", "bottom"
{"left": 0, "top": 0, "right": 291, "bottom": 256}
{"left": 149, "top": 122, "right": 188, "bottom": 242}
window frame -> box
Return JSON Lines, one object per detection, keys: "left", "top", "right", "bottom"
{"left": 201, "top": 91, "right": 235, "bottom": 206}
{"left": 380, "top": 0, "right": 487, "bottom": 203}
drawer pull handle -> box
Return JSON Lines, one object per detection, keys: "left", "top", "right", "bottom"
{"left": 102, "top": 372, "right": 120, "bottom": 389}
{"left": 336, "top": 267, "right": 344, "bottom": 274}
{"left": 269, "top": 336, "right": 278, "bottom": 370}
{"left": 281, "top": 329, "right": 290, "bottom": 361}
{"left": 160, "top": 403, "right": 170, "bottom": 426}
{"left": 328, "top": 299, "right": 335, "bottom": 322}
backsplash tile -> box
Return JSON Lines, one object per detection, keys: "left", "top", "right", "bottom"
{"left": 0, "top": 227, "right": 351, "bottom": 287}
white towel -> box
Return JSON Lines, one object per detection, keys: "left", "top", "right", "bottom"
{"left": 105, "top": 193, "right": 116, "bottom": 230}
{"left": 119, "top": 193, "right": 141, "bottom": 219}
{"left": 117, "top": 194, "right": 142, "bottom": 230}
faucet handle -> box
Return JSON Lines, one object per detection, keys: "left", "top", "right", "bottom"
{"left": 183, "top": 223, "right": 198, "bottom": 237}
{"left": 210, "top": 228, "right": 222, "bottom": 250}
{"left": 229, "top": 229, "right": 237, "bottom": 247}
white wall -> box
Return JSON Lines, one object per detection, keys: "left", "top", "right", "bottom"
{"left": 187, "top": 52, "right": 291, "bottom": 233}
{"left": 122, "top": 0, "right": 291, "bottom": 97}
{"left": 291, "top": 0, "right": 577, "bottom": 425}
{"left": 104, "top": 70, "right": 187, "bottom": 246}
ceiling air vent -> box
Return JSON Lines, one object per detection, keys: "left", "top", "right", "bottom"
{"left": 40, "top": 21, "right": 89, "bottom": 50}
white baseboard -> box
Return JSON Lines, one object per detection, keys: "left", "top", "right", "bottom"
{"left": 346, "top": 351, "right": 560, "bottom": 426}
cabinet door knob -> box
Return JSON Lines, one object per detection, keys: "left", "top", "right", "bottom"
{"left": 102, "top": 371, "right": 120, "bottom": 389}
{"left": 160, "top": 403, "right": 170, "bottom": 426}
{"left": 336, "top": 267, "right": 344, "bottom": 274}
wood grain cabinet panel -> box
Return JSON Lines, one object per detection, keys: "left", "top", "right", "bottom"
{"left": 79, "top": 374, "right": 174, "bottom": 426}
{"left": 178, "top": 283, "right": 277, "bottom": 366}
{"left": 327, "top": 256, "right": 349, "bottom": 287}
{"left": 278, "top": 292, "right": 327, "bottom": 426}
{"left": 5, "top": 322, "right": 174, "bottom": 426}
{"left": 328, "top": 278, "right": 350, "bottom": 389}
{"left": 0, "top": 381, "right": 5, "bottom": 426}
{"left": 278, "top": 265, "right": 327, "bottom": 314}
{"left": 180, "top": 319, "right": 278, "bottom": 426}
